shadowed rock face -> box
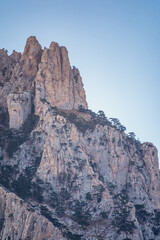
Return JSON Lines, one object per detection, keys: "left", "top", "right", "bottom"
{"left": 7, "top": 92, "right": 31, "bottom": 129}
{"left": 0, "top": 37, "right": 160, "bottom": 240}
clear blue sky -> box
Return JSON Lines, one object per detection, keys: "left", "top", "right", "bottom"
{"left": 0, "top": 0, "right": 160, "bottom": 159}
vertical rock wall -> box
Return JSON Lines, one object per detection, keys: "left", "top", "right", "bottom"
{"left": 7, "top": 92, "right": 31, "bottom": 129}
{"left": 35, "top": 41, "right": 88, "bottom": 114}
{"left": 0, "top": 36, "right": 88, "bottom": 127}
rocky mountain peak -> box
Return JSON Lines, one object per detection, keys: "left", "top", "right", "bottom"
{"left": 0, "top": 37, "right": 159, "bottom": 240}
{"left": 49, "top": 41, "right": 60, "bottom": 51}
{"left": 20, "top": 36, "right": 42, "bottom": 78}
{"left": 35, "top": 38, "right": 88, "bottom": 113}
{"left": 10, "top": 50, "right": 21, "bottom": 63}
{"left": 0, "top": 37, "right": 87, "bottom": 129}
{"left": 23, "top": 36, "right": 42, "bottom": 58}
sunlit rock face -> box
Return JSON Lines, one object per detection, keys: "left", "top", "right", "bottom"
{"left": 0, "top": 36, "right": 159, "bottom": 240}
{"left": 0, "top": 186, "right": 66, "bottom": 240}
{"left": 35, "top": 41, "right": 87, "bottom": 114}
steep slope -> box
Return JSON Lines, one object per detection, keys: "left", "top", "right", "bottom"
{"left": 0, "top": 37, "right": 160, "bottom": 240}
{"left": 0, "top": 186, "right": 66, "bottom": 240}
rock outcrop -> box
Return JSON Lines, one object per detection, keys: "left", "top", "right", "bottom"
{"left": 0, "top": 37, "right": 159, "bottom": 240}
{"left": 35, "top": 42, "right": 87, "bottom": 114}
{"left": 7, "top": 91, "right": 31, "bottom": 129}
{"left": 0, "top": 49, "right": 21, "bottom": 87}
{"left": 0, "top": 186, "right": 66, "bottom": 240}
{"left": 0, "top": 36, "right": 87, "bottom": 120}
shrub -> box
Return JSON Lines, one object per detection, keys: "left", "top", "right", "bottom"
{"left": 100, "top": 211, "right": 108, "bottom": 219}
{"left": 0, "top": 218, "right": 4, "bottom": 231}
{"left": 59, "top": 188, "right": 71, "bottom": 200}
{"left": 94, "top": 185, "right": 105, "bottom": 203}
{"left": 12, "top": 174, "right": 31, "bottom": 198}
{"left": 154, "top": 210, "right": 160, "bottom": 225}
{"left": 40, "top": 205, "right": 83, "bottom": 239}
{"left": 86, "top": 192, "right": 92, "bottom": 201}
{"left": 0, "top": 165, "right": 16, "bottom": 188}
{"left": 5, "top": 114, "right": 39, "bottom": 158}
{"left": 98, "top": 174, "right": 104, "bottom": 183}
{"left": 113, "top": 209, "right": 136, "bottom": 234}
{"left": 152, "top": 226, "right": 159, "bottom": 236}
{"left": 32, "top": 184, "right": 44, "bottom": 202}
{"left": 135, "top": 204, "right": 151, "bottom": 223}
{"left": 130, "top": 161, "right": 135, "bottom": 165}
{"left": 72, "top": 200, "right": 91, "bottom": 226}
{"left": 6, "top": 139, "right": 20, "bottom": 158}
{"left": 55, "top": 205, "right": 65, "bottom": 217}
{"left": 118, "top": 220, "right": 136, "bottom": 234}
{"left": 64, "top": 231, "right": 82, "bottom": 240}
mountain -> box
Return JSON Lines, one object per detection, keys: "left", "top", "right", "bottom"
{"left": 0, "top": 36, "right": 160, "bottom": 240}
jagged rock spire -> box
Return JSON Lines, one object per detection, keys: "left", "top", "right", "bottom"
{"left": 35, "top": 39, "right": 88, "bottom": 113}
{"left": 2, "top": 36, "right": 87, "bottom": 128}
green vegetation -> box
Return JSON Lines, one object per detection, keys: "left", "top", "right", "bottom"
{"left": 113, "top": 192, "right": 128, "bottom": 205}
{"left": 2, "top": 48, "right": 8, "bottom": 53}
{"left": 5, "top": 114, "right": 39, "bottom": 158}
{"left": 135, "top": 204, "right": 151, "bottom": 223}
{"left": 90, "top": 162, "right": 98, "bottom": 173}
{"left": 40, "top": 205, "right": 63, "bottom": 228}
{"left": 62, "top": 112, "right": 96, "bottom": 133}
{"left": 112, "top": 188, "right": 137, "bottom": 234}
{"left": 154, "top": 210, "right": 160, "bottom": 224}
{"left": 0, "top": 165, "right": 16, "bottom": 188}
{"left": 86, "top": 192, "right": 92, "bottom": 201}
{"left": 152, "top": 209, "right": 160, "bottom": 236}
{"left": 58, "top": 172, "right": 67, "bottom": 184}
{"left": 48, "top": 105, "right": 142, "bottom": 151}
{"left": 0, "top": 218, "right": 4, "bottom": 232}
{"left": 98, "top": 174, "right": 104, "bottom": 183}
{"left": 130, "top": 161, "right": 135, "bottom": 165}
{"left": 128, "top": 132, "right": 136, "bottom": 139}
{"left": 110, "top": 118, "right": 126, "bottom": 132}
{"left": 152, "top": 226, "right": 160, "bottom": 236}
{"left": 100, "top": 211, "right": 108, "bottom": 219}
{"left": 40, "top": 205, "right": 83, "bottom": 240}
{"left": 107, "top": 182, "right": 117, "bottom": 194}
{"left": 0, "top": 106, "right": 9, "bottom": 127}
{"left": 59, "top": 107, "right": 142, "bottom": 149}
{"left": 64, "top": 232, "right": 82, "bottom": 240}
{"left": 113, "top": 207, "right": 136, "bottom": 234}
{"left": 32, "top": 183, "right": 44, "bottom": 203}
{"left": 12, "top": 174, "right": 31, "bottom": 198}
{"left": 72, "top": 200, "right": 91, "bottom": 226}
{"left": 94, "top": 184, "right": 105, "bottom": 203}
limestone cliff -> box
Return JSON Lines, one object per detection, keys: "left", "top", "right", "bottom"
{"left": 0, "top": 37, "right": 160, "bottom": 240}
{"left": 0, "top": 186, "right": 66, "bottom": 240}
{"left": 35, "top": 41, "right": 87, "bottom": 114}
{"left": 7, "top": 92, "right": 31, "bottom": 129}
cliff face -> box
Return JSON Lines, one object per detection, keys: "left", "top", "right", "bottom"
{"left": 0, "top": 186, "right": 65, "bottom": 240}
{"left": 0, "top": 37, "right": 160, "bottom": 240}
{"left": 7, "top": 92, "right": 31, "bottom": 129}
{"left": 35, "top": 41, "right": 87, "bottom": 114}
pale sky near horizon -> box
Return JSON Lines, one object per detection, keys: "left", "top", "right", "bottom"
{"left": 0, "top": 0, "right": 160, "bottom": 160}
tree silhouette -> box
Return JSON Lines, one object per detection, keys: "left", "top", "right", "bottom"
{"left": 110, "top": 118, "right": 126, "bottom": 132}
{"left": 128, "top": 132, "right": 136, "bottom": 139}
